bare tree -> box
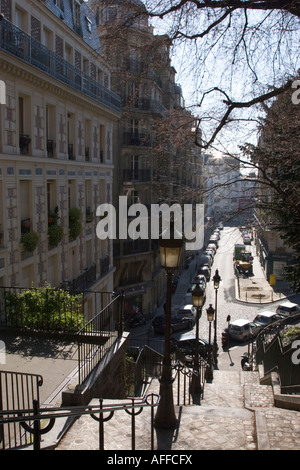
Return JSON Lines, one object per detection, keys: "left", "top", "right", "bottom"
{"left": 143, "top": 0, "right": 300, "bottom": 149}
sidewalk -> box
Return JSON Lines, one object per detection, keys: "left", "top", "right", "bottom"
{"left": 235, "top": 246, "right": 293, "bottom": 304}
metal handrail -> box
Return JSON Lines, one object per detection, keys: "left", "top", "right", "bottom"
{"left": 0, "top": 393, "right": 160, "bottom": 450}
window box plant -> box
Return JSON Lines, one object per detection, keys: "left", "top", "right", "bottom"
{"left": 69, "top": 207, "right": 82, "bottom": 240}
{"left": 48, "top": 223, "right": 64, "bottom": 247}
{"left": 21, "top": 231, "right": 39, "bottom": 252}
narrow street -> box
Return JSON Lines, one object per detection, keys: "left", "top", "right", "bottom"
{"left": 129, "top": 224, "right": 300, "bottom": 366}
{"left": 198, "top": 226, "right": 259, "bottom": 341}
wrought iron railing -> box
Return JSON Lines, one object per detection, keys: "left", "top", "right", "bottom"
{"left": 125, "top": 343, "right": 208, "bottom": 404}
{"left": 0, "top": 370, "right": 43, "bottom": 449}
{"left": 77, "top": 293, "right": 123, "bottom": 385}
{"left": 0, "top": 17, "right": 121, "bottom": 113}
{"left": 0, "top": 394, "right": 160, "bottom": 450}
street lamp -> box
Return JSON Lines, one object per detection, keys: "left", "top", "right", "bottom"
{"left": 212, "top": 269, "right": 221, "bottom": 364}
{"left": 191, "top": 280, "right": 204, "bottom": 395}
{"left": 154, "top": 223, "right": 183, "bottom": 430}
{"left": 206, "top": 304, "right": 215, "bottom": 382}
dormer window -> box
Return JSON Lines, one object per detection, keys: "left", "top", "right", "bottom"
{"left": 85, "top": 16, "right": 92, "bottom": 33}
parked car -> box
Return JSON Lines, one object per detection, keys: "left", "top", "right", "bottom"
{"left": 207, "top": 244, "right": 217, "bottom": 253}
{"left": 190, "top": 274, "right": 206, "bottom": 290}
{"left": 253, "top": 310, "right": 283, "bottom": 330}
{"left": 177, "top": 304, "right": 197, "bottom": 320}
{"left": 205, "top": 249, "right": 215, "bottom": 259}
{"left": 184, "top": 292, "right": 193, "bottom": 305}
{"left": 152, "top": 314, "right": 194, "bottom": 334}
{"left": 243, "top": 236, "right": 251, "bottom": 245}
{"left": 198, "top": 265, "right": 211, "bottom": 281}
{"left": 199, "top": 254, "right": 212, "bottom": 267}
{"left": 171, "top": 333, "right": 210, "bottom": 358}
{"left": 208, "top": 238, "right": 219, "bottom": 248}
{"left": 227, "top": 319, "right": 260, "bottom": 342}
{"left": 218, "top": 223, "right": 224, "bottom": 230}
{"left": 276, "top": 301, "right": 300, "bottom": 317}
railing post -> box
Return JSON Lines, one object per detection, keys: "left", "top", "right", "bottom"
{"left": 33, "top": 400, "right": 41, "bottom": 451}
{"left": 125, "top": 398, "right": 143, "bottom": 451}
{"left": 90, "top": 398, "right": 114, "bottom": 450}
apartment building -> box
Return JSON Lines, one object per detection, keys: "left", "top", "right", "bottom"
{"left": 90, "top": 0, "right": 202, "bottom": 319}
{"left": 0, "top": 0, "right": 121, "bottom": 318}
{"left": 202, "top": 153, "right": 242, "bottom": 221}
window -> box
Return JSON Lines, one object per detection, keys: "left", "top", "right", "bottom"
{"left": 67, "top": 112, "right": 75, "bottom": 160}
{"left": 43, "top": 27, "right": 53, "bottom": 49}
{"left": 131, "top": 155, "right": 139, "bottom": 179}
{"left": 85, "top": 16, "right": 92, "bottom": 33}
{"left": 20, "top": 180, "right": 32, "bottom": 233}
{"left": 131, "top": 190, "right": 140, "bottom": 205}
{"left": 85, "top": 119, "right": 91, "bottom": 161}
{"left": 15, "top": 6, "right": 27, "bottom": 32}
{"left": 19, "top": 95, "right": 31, "bottom": 155}
{"left": 46, "top": 105, "right": 56, "bottom": 157}
{"left": 102, "top": 7, "right": 117, "bottom": 24}
{"left": 65, "top": 44, "right": 73, "bottom": 64}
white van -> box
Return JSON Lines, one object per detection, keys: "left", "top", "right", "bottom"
{"left": 178, "top": 304, "right": 197, "bottom": 320}
{"left": 228, "top": 319, "right": 260, "bottom": 342}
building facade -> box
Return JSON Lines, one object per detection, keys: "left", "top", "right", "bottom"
{"left": 0, "top": 0, "right": 120, "bottom": 318}
{"left": 91, "top": 0, "right": 203, "bottom": 319}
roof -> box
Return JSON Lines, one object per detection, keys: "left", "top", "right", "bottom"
{"left": 230, "top": 319, "right": 251, "bottom": 326}
{"left": 255, "top": 311, "right": 277, "bottom": 318}
{"left": 278, "top": 301, "right": 298, "bottom": 307}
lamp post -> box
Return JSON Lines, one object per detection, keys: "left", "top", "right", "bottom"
{"left": 206, "top": 304, "right": 215, "bottom": 382}
{"left": 212, "top": 269, "right": 221, "bottom": 364}
{"left": 191, "top": 280, "right": 204, "bottom": 394}
{"left": 154, "top": 225, "right": 183, "bottom": 430}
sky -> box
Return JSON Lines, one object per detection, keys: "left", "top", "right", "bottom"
{"left": 145, "top": 3, "right": 300, "bottom": 157}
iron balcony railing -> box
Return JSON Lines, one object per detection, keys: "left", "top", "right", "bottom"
{"left": 0, "top": 17, "right": 121, "bottom": 113}
{"left": 123, "top": 168, "right": 151, "bottom": 182}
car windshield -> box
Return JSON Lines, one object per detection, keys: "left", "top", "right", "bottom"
{"left": 255, "top": 315, "right": 271, "bottom": 324}
{"left": 229, "top": 325, "right": 242, "bottom": 331}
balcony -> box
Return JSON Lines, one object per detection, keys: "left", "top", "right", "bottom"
{"left": 123, "top": 169, "right": 151, "bottom": 183}
{"left": 19, "top": 134, "right": 31, "bottom": 155}
{"left": 123, "top": 132, "right": 151, "bottom": 147}
{"left": 0, "top": 17, "right": 121, "bottom": 113}
{"left": 47, "top": 139, "right": 55, "bottom": 158}
{"left": 123, "top": 97, "right": 167, "bottom": 115}
{"left": 68, "top": 264, "right": 97, "bottom": 293}
{"left": 100, "top": 256, "right": 110, "bottom": 277}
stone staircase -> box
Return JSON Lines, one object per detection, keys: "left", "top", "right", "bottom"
{"left": 56, "top": 369, "right": 300, "bottom": 451}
